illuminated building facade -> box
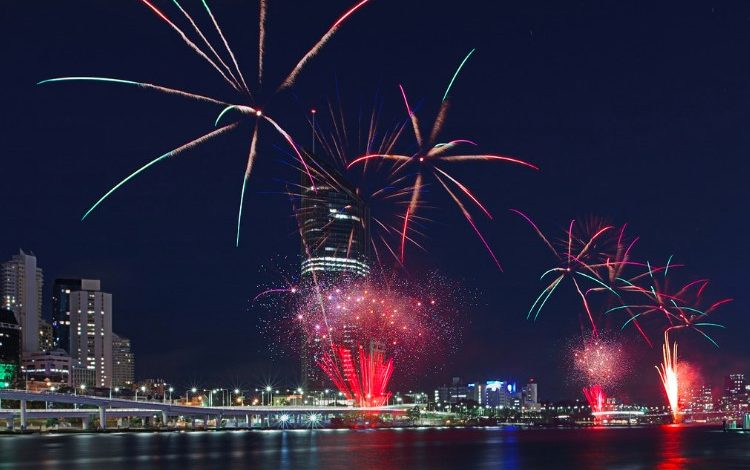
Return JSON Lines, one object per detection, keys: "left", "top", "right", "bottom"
{"left": 51, "top": 278, "right": 82, "bottom": 353}
{"left": 297, "top": 160, "right": 371, "bottom": 279}
{"left": 297, "top": 159, "right": 372, "bottom": 390}
{"left": 69, "top": 280, "right": 113, "bottom": 388}
{"left": 0, "top": 308, "right": 21, "bottom": 388}
{"left": 1, "top": 249, "right": 43, "bottom": 354}
{"left": 112, "top": 333, "right": 135, "bottom": 388}
{"left": 21, "top": 349, "right": 71, "bottom": 390}
{"left": 485, "top": 380, "right": 517, "bottom": 408}
{"left": 522, "top": 379, "right": 539, "bottom": 410}
{"left": 438, "top": 377, "right": 470, "bottom": 404}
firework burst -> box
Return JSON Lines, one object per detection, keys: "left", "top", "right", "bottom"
{"left": 255, "top": 269, "right": 466, "bottom": 384}
{"left": 512, "top": 211, "right": 634, "bottom": 335}
{"left": 570, "top": 334, "right": 629, "bottom": 389}
{"left": 347, "top": 51, "right": 539, "bottom": 269}
{"left": 38, "top": 0, "right": 372, "bottom": 246}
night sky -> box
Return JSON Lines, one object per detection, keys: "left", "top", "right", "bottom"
{"left": 2, "top": 1, "right": 748, "bottom": 402}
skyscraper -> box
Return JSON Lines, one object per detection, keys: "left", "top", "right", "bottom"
{"left": 296, "top": 159, "right": 373, "bottom": 390}
{"left": 69, "top": 280, "right": 113, "bottom": 388}
{"left": 1, "top": 249, "right": 43, "bottom": 354}
{"left": 51, "top": 278, "right": 82, "bottom": 353}
{"left": 112, "top": 333, "right": 135, "bottom": 388}
{"left": 297, "top": 159, "right": 371, "bottom": 279}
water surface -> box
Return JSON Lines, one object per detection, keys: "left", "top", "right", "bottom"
{"left": 1, "top": 425, "right": 748, "bottom": 469}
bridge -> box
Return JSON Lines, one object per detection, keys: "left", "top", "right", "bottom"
{"left": 0, "top": 389, "right": 408, "bottom": 431}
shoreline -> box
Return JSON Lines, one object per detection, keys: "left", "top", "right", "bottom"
{"left": 0, "top": 422, "right": 724, "bottom": 436}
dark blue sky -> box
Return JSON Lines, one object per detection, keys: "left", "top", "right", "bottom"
{"left": 2, "top": 1, "right": 748, "bottom": 401}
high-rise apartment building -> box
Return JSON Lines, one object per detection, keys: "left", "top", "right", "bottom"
{"left": 1, "top": 250, "right": 43, "bottom": 353}
{"left": 69, "top": 280, "right": 113, "bottom": 388}
{"left": 112, "top": 333, "right": 135, "bottom": 388}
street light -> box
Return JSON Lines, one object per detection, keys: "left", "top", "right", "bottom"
{"left": 265, "top": 386, "right": 272, "bottom": 406}
{"left": 168, "top": 387, "right": 174, "bottom": 404}
{"left": 136, "top": 385, "right": 146, "bottom": 402}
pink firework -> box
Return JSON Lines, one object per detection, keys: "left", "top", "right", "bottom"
{"left": 255, "top": 270, "right": 465, "bottom": 382}
{"left": 571, "top": 335, "right": 628, "bottom": 389}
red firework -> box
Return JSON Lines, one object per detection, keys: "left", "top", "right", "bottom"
{"left": 582, "top": 384, "right": 608, "bottom": 414}
{"left": 318, "top": 343, "right": 394, "bottom": 407}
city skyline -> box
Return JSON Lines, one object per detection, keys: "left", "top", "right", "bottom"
{"left": 1, "top": 1, "right": 748, "bottom": 403}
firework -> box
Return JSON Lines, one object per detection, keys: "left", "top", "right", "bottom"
{"left": 582, "top": 384, "right": 607, "bottom": 414}
{"left": 513, "top": 212, "right": 633, "bottom": 334}
{"left": 299, "top": 91, "right": 427, "bottom": 266}
{"left": 571, "top": 335, "right": 628, "bottom": 390}
{"left": 607, "top": 257, "right": 731, "bottom": 347}
{"left": 604, "top": 257, "right": 731, "bottom": 422}
{"left": 255, "top": 270, "right": 465, "bottom": 386}
{"left": 347, "top": 52, "right": 539, "bottom": 269}
{"left": 38, "top": 1, "right": 371, "bottom": 245}
{"left": 656, "top": 333, "right": 680, "bottom": 422}
{"left": 318, "top": 343, "right": 393, "bottom": 407}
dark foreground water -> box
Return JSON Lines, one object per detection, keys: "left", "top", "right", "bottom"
{"left": 1, "top": 425, "right": 749, "bottom": 469}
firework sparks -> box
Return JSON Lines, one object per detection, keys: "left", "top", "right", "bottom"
{"left": 571, "top": 335, "right": 628, "bottom": 389}
{"left": 279, "top": 0, "right": 372, "bottom": 91}
{"left": 348, "top": 52, "right": 539, "bottom": 267}
{"left": 582, "top": 384, "right": 607, "bottom": 414}
{"left": 40, "top": 1, "right": 372, "bottom": 245}
{"left": 607, "top": 256, "right": 731, "bottom": 347}
{"left": 255, "top": 270, "right": 465, "bottom": 384}
{"left": 513, "top": 211, "right": 628, "bottom": 334}
{"left": 318, "top": 343, "right": 393, "bottom": 407}
{"left": 656, "top": 333, "right": 680, "bottom": 422}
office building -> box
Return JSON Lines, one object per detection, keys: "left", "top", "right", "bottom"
{"left": 296, "top": 160, "right": 373, "bottom": 389}
{"left": 112, "top": 333, "right": 135, "bottom": 388}
{"left": 69, "top": 280, "right": 113, "bottom": 388}
{"left": 51, "top": 278, "right": 82, "bottom": 352}
{"left": 297, "top": 159, "right": 371, "bottom": 279}
{"left": 1, "top": 249, "right": 43, "bottom": 353}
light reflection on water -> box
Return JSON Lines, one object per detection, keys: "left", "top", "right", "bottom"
{"left": 0, "top": 425, "right": 747, "bottom": 470}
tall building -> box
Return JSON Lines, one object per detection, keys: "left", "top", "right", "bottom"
{"left": 0, "top": 308, "right": 21, "bottom": 388}
{"left": 51, "top": 278, "right": 82, "bottom": 353}
{"left": 522, "top": 379, "right": 539, "bottom": 410}
{"left": 721, "top": 373, "right": 748, "bottom": 413}
{"left": 69, "top": 280, "right": 113, "bottom": 388}
{"left": 688, "top": 384, "right": 714, "bottom": 413}
{"left": 296, "top": 160, "right": 373, "bottom": 390}
{"left": 1, "top": 249, "right": 43, "bottom": 353}
{"left": 112, "top": 333, "right": 135, "bottom": 388}
{"left": 297, "top": 160, "right": 371, "bottom": 279}
{"left": 39, "top": 319, "right": 54, "bottom": 352}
